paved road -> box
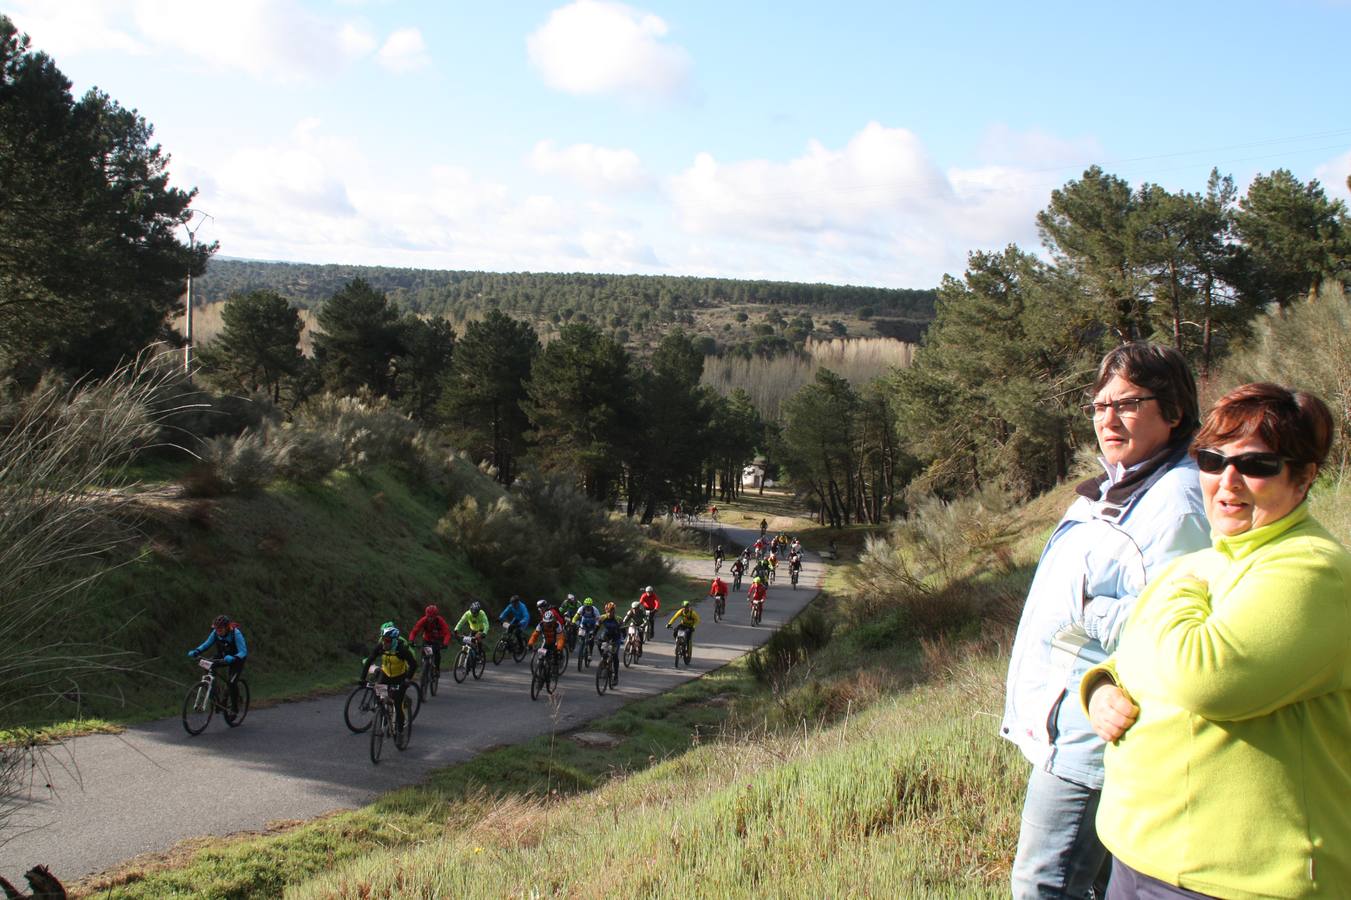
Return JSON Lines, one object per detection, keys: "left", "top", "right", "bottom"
{"left": 1, "top": 521, "right": 821, "bottom": 885}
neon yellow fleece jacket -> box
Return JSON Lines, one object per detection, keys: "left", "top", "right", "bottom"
{"left": 1082, "top": 503, "right": 1351, "bottom": 898}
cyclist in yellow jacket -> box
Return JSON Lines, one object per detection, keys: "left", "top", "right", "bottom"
{"left": 666, "top": 601, "right": 701, "bottom": 653}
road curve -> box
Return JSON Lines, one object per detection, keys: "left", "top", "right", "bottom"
{"left": 1, "top": 521, "right": 822, "bottom": 885}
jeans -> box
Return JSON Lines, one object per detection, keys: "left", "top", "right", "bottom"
{"left": 1011, "top": 766, "right": 1111, "bottom": 899}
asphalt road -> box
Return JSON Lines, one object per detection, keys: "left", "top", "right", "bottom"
{"left": 1, "top": 520, "right": 821, "bottom": 885}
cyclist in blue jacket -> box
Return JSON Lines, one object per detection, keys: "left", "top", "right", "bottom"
{"left": 499, "top": 594, "right": 531, "bottom": 640}
{"left": 187, "top": 614, "right": 248, "bottom": 712}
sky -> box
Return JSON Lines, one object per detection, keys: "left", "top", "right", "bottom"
{"left": 8, "top": 0, "right": 1351, "bottom": 289}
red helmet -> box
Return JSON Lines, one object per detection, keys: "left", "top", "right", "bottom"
{"left": 425, "top": 604, "right": 438, "bottom": 617}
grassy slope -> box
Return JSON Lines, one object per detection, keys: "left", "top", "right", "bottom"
{"left": 17, "top": 461, "right": 697, "bottom": 732}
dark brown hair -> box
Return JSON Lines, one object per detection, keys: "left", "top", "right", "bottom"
{"left": 1193, "top": 382, "right": 1334, "bottom": 482}
{"left": 1093, "top": 342, "right": 1199, "bottom": 439}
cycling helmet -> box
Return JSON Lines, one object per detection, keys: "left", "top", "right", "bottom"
{"left": 644, "top": 585, "right": 653, "bottom": 593}
{"left": 752, "top": 577, "right": 762, "bottom": 584}
{"left": 212, "top": 614, "right": 230, "bottom": 629}
{"left": 630, "top": 601, "right": 641, "bottom": 610}
{"left": 566, "top": 593, "right": 576, "bottom": 602}
{"left": 681, "top": 600, "right": 691, "bottom": 608}
{"left": 604, "top": 602, "right": 616, "bottom": 613}
{"left": 583, "top": 597, "right": 593, "bottom": 606}
{"left": 425, "top": 604, "right": 438, "bottom": 617}
{"left": 470, "top": 600, "right": 482, "bottom": 613}
{"left": 510, "top": 594, "right": 522, "bottom": 604}
{"left": 536, "top": 599, "right": 548, "bottom": 610}
{"left": 382, "top": 625, "right": 400, "bottom": 640}
{"left": 543, "top": 611, "right": 555, "bottom": 623}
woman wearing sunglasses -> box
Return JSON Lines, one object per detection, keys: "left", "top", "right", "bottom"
{"left": 1005, "top": 343, "right": 1210, "bottom": 898}
{"left": 1085, "top": 382, "right": 1351, "bottom": 898}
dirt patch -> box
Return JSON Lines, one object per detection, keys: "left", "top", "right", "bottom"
{"left": 570, "top": 731, "right": 623, "bottom": 749}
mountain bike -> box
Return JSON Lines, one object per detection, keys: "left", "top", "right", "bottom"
{"left": 529, "top": 645, "right": 558, "bottom": 700}
{"left": 453, "top": 634, "right": 487, "bottom": 683}
{"left": 644, "top": 609, "right": 656, "bottom": 640}
{"left": 419, "top": 642, "right": 441, "bottom": 697}
{"left": 750, "top": 596, "right": 764, "bottom": 626}
{"left": 575, "top": 624, "right": 596, "bottom": 671}
{"left": 182, "top": 658, "right": 250, "bottom": 736}
{"left": 672, "top": 625, "right": 693, "bottom": 667}
{"left": 712, "top": 592, "right": 726, "bottom": 623}
{"left": 790, "top": 566, "right": 800, "bottom": 589}
{"left": 493, "top": 625, "right": 527, "bottom": 665}
{"left": 731, "top": 570, "right": 742, "bottom": 592}
{"left": 714, "top": 556, "right": 723, "bottom": 574}
{"left": 623, "top": 624, "right": 643, "bottom": 667}
{"left": 369, "top": 679, "right": 415, "bottom": 764}
{"left": 595, "top": 640, "right": 619, "bottom": 695}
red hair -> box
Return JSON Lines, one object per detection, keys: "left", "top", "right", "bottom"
{"left": 1193, "top": 382, "right": 1334, "bottom": 479}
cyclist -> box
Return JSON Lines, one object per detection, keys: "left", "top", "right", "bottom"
{"left": 638, "top": 585, "right": 661, "bottom": 638}
{"left": 359, "top": 624, "right": 417, "bottom": 737}
{"left": 789, "top": 553, "right": 803, "bottom": 586}
{"left": 536, "top": 597, "right": 562, "bottom": 623}
{"left": 753, "top": 556, "right": 771, "bottom": 583}
{"left": 409, "top": 604, "right": 451, "bottom": 674}
{"left": 453, "top": 599, "right": 490, "bottom": 657}
{"left": 729, "top": 556, "right": 745, "bottom": 591}
{"left": 499, "top": 594, "right": 531, "bottom": 641}
{"left": 559, "top": 593, "right": 581, "bottom": 649}
{"left": 767, "top": 552, "right": 778, "bottom": 583}
{"left": 759, "top": 518, "right": 768, "bottom": 538}
{"left": 597, "top": 602, "right": 624, "bottom": 685}
{"left": 790, "top": 537, "right": 802, "bottom": 556}
{"left": 713, "top": 544, "right": 725, "bottom": 569}
{"left": 748, "top": 576, "right": 768, "bottom": 614}
{"left": 622, "top": 600, "right": 647, "bottom": 651}
{"left": 573, "top": 597, "right": 601, "bottom": 653}
{"left": 187, "top": 614, "right": 248, "bottom": 713}
{"left": 666, "top": 600, "right": 701, "bottom": 654}
{"left": 709, "top": 575, "right": 728, "bottom": 611}
{"left": 527, "top": 610, "right": 567, "bottom": 670}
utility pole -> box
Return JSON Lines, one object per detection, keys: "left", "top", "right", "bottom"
{"left": 182, "top": 210, "right": 212, "bottom": 374}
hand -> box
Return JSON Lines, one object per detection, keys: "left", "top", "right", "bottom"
{"left": 187, "top": 649, "right": 198, "bottom": 658}
{"left": 1088, "top": 682, "right": 1139, "bottom": 743}
{"left": 223, "top": 655, "right": 236, "bottom": 664}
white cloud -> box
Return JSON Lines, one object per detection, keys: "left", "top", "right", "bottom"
{"left": 376, "top": 27, "right": 430, "bottom": 73}
{"left": 527, "top": 0, "right": 692, "bottom": 100}
{"left": 667, "top": 122, "right": 1057, "bottom": 285}
{"left": 9, "top": 0, "right": 413, "bottom": 81}
{"left": 1314, "top": 148, "right": 1351, "bottom": 202}
{"left": 530, "top": 140, "right": 651, "bottom": 192}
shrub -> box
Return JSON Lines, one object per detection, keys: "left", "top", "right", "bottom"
{"left": 271, "top": 424, "right": 342, "bottom": 483}
{"left": 198, "top": 431, "right": 277, "bottom": 495}
{"left": 296, "top": 392, "right": 418, "bottom": 471}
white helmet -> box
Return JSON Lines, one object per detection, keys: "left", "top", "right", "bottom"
{"left": 566, "top": 593, "right": 576, "bottom": 602}
{"left": 543, "top": 611, "right": 555, "bottom": 623}
{"left": 644, "top": 585, "right": 653, "bottom": 593}
{"left": 630, "top": 601, "right": 641, "bottom": 609}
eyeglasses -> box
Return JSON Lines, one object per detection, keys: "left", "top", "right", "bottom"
{"left": 1080, "top": 396, "right": 1157, "bottom": 419}
{"left": 1194, "top": 449, "right": 1286, "bottom": 478}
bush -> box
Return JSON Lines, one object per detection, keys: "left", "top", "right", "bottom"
{"left": 271, "top": 424, "right": 342, "bottom": 483}
{"left": 296, "top": 392, "right": 418, "bottom": 471}
{"left": 747, "top": 608, "right": 836, "bottom": 686}
{"left": 197, "top": 431, "right": 277, "bottom": 495}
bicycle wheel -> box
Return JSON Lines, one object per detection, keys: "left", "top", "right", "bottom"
{"left": 224, "top": 679, "right": 250, "bottom": 727}
{"left": 420, "top": 661, "right": 432, "bottom": 698}
{"left": 182, "top": 680, "right": 213, "bottom": 735}
{"left": 530, "top": 668, "right": 544, "bottom": 701}
{"left": 714, "top": 599, "right": 723, "bottom": 623}
{"left": 684, "top": 644, "right": 692, "bottom": 665}
{"left": 623, "top": 640, "right": 637, "bottom": 668}
{"left": 453, "top": 646, "right": 470, "bottom": 683}
{"left": 430, "top": 658, "right": 441, "bottom": 695}
{"left": 512, "top": 634, "right": 527, "bottom": 663}
{"left": 493, "top": 638, "right": 508, "bottom": 665}
{"left": 576, "top": 640, "right": 586, "bottom": 672}
{"left": 595, "top": 657, "right": 609, "bottom": 695}
{"left": 545, "top": 663, "right": 557, "bottom": 695}
{"left": 344, "top": 685, "right": 375, "bottom": 733}
{"left": 370, "top": 703, "right": 385, "bottom": 764}
{"left": 472, "top": 646, "right": 486, "bottom": 680}
{"left": 406, "top": 682, "right": 422, "bottom": 721}
{"left": 674, "top": 638, "right": 684, "bottom": 668}
{"left": 395, "top": 697, "right": 412, "bottom": 751}
{"left": 752, "top": 603, "right": 762, "bottom": 625}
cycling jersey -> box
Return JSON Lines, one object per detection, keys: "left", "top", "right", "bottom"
{"left": 709, "top": 579, "right": 727, "bottom": 598}
{"left": 574, "top": 606, "right": 601, "bottom": 628}
{"left": 639, "top": 591, "right": 660, "bottom": 612}
{"left": 454, "top": 610, "right": 490, "bottom": 635}
{"left": 361, "top": 636, "right": 418, "bottom": 681}
{"left": 528, "top": 619, "right": 567, "bottom": 650}
{"left": 559, "top": 598, "right": 580, "bottom": 620}
{"left": 499, "top": 599, "right": 530, "bottom": 630}
{"left": 410, "top": 613, "right": 451, "bottom": 646}
{"left": 597, "top": 615, "right": 623, "bottom": 645}
{"left": 748, "top": 582, "right": 768, "bottom": 603}
{"left": 622, "top": 608, "right": 645, "bottom": 629}
{"left": 192, "top": 626, "right": 248, "bottom": 663}
{"left": 730, "top": 560, "right": 745, "bottom": 575}
{"left": 667, "top": 608, "right": 701, "bottom": 629}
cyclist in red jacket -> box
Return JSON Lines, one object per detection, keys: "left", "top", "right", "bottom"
{"left": 409, "top": 604, "right": 451, "bottom": 674}
{"left": 638, "top": 585, "right": 661, "bottom": 638}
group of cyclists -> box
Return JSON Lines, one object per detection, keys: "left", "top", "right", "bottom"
{"left": 185, "top": 535, "right": 804, "bottom": 751}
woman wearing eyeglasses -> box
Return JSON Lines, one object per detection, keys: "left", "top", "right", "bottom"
{"left": 1084, "top": 383, "right": 1351, "bottom": 898}
{"left": 1005, "top": 343, "right": 1211, "bottom": 899}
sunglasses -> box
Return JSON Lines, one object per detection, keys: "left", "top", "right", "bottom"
{"left": 1195, "top": 449, "right": 1286, "bottom": 478}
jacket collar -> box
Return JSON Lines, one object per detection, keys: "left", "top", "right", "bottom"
{"left": 1074, "top": 432, "right": 1194, "bottom": 517}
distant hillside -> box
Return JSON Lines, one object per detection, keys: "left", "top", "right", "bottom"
{"left": 194, "top": 258, "right": 935, "bottom": 348}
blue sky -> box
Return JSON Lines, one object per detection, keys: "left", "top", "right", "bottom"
{"left": 9, "top": 0, "right": 1350, "bottom": 288}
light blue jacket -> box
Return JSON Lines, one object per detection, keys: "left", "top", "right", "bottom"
{"left": 1000, "top": 446, "right": 1208, "bottom": 789}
